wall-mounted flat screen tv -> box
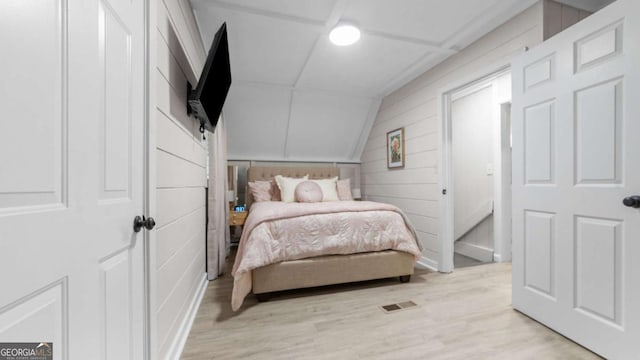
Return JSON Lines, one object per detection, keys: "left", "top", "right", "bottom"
{"left": 188, "top": 22, "right": 232, "bottom": 132}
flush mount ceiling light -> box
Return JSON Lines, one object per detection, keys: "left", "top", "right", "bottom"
{"left": 329, "top": 21, "right": 361, "bottom": 46}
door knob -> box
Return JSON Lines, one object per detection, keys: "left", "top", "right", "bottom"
{"left": 133, "top": 215, "right": 156, "bottom": 232}
{"left": 622, "top": 196, "right": 640, "bottom": 209}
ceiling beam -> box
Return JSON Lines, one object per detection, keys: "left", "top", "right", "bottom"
{"left": 233, "top": 80, "right": 381, "bottom": 101}
{"left": 379, "top": 51, "right": 448, "bottom": 96}
{"left": 292, "top": 0, "right": 351, "bottom": 89}
{"left": 193, "top": 0, "right": 325, "bottom": 28}
{"left": 361, "top": 29, "right": 457, "bottom": 54}
{"left": 198, "top": 0, "right": 461, "bottom": 50}
{"left": 323, "top": 0, "right": 351, "bottom": 29}
{"left": 350, "top": 97, "right": 382, "bottom": 161}
{"left": 281, "top": 90, "right": 295, "bottom": 159}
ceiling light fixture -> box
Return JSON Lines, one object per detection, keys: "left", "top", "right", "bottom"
{"left": 329, "top": 21, "right": 361, "bottom": 46}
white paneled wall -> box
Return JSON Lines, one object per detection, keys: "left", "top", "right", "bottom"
{"left": 360, "top": 3, "right": 544, "bottom": 268}
{"left": 154, "top": 0, "right": 207, "bottom": 358}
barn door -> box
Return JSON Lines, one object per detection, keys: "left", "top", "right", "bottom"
{"left": 0, "top": 0, "right": 147, "bottom": 359}
{"left": 511, "top": 0, "right": 640, "bottom": 358}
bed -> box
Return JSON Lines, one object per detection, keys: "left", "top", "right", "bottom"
{"left": 230, "top": 166, "right": 422, "bottom": 311}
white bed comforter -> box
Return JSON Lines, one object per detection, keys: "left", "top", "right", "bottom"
{"left": 231, "top": 201, "right": 422, "bottom": 311}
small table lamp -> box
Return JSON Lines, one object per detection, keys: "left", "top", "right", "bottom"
{"left": 227, "top": 190, "right": 235, "bottom": 210}
{"left": 352, "top": 188, "right": 362, "bottom": 200}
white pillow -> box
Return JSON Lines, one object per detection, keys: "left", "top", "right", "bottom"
{"left": 337, "top": 178, "right": 353, "bottom": 201}
{"left": 275, "top": 175, "right": 309, "bottom": 203}
{"left": 312, "top": 177, "right": 339, "bottom": 202}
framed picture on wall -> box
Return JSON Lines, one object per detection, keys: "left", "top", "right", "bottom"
{"left": 387, "top": 127, "right": 405, "bottom": 169}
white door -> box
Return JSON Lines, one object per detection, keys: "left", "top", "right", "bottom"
{"left": 511, "top": 0, "right": 640, "bottom": 358}
{"left": 0, "top": 0, "right": 147, "bottom": 359}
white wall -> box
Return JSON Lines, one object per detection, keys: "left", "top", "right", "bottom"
{"left": 451, "top": 84, "right": 494, "bottom": 243}
{"left": 153, "top": 0, "right": 208, "bottom": 358}
{"left": 360, "top": 3, "right": 544, "bottom": 268}
{"left": 454, "top": 216, "right": 494, "bottom": 263}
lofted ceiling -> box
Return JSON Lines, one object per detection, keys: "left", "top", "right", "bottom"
{"left": 190, "top": 0, "right": 539, "bottom": 163}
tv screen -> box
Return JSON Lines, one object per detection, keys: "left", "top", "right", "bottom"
{"left": 188, "top": 22, "right": 232, "bottom": 132}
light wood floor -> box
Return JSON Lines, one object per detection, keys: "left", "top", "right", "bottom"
{"left": 181, "top": 254, "right": 601, "bottom": 360}
{"left": 453, "top": 252, "right": 487, "bottom": 268}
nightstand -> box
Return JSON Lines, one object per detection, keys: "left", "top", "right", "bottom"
{"left": 229, "top": 211, "right": 247, "bottom": 226}
{"left": 229, "top": 211, "right": 247, "bottom": 244}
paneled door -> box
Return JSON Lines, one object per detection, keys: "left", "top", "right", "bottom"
{"left": 0, "top": 0, "right": 147, "bottom": 359}
{"left": 511, "top": 0, "right": 639, "bottom": 358}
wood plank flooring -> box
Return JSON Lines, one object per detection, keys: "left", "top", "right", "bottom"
{"left": 181, "top": 253, "right": 601, "bottom": 359}
{"left": 453, "top": 252, "right": 486, "bottom": 268}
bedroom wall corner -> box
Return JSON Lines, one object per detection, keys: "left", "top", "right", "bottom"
{"left": 359, "top": 2, "right": 544, "bottom": 269}
{"left": 154, "top": 0, "right": 208, "bottom": 359}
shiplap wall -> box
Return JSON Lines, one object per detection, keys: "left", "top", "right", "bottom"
{"left": 154, "top": 0, "right": 207, "bottom": 358}
{"left": 360, "top": 3, "right": 544, "bottom": 267}
{"left": 543, "top": 0, "right": 591, "bottom": 40}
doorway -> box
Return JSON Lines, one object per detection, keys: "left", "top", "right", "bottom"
{"left": 438, "top": 68, "right": 512, "bottom": 272}
{"left": 0, "top": 0, "right": 148, "bottom": 358}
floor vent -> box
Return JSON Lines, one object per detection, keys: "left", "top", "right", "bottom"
{"left": 380, "top": 300, "right": 417, "bottom": 313}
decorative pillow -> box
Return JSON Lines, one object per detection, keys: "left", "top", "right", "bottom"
{"left": 311, "top": 177, "right": 339, "bottom": 202}
{"left": 270, "top": 179, "right": 281, "bottom": 201}
{"left": 275, "top": 175, "right": 309, "bottom": 203}
{"left": 337, "top": 178, "right": 353, "bottom": 201}
{"left": 247, "top": 181, "right": 272, "bottom": 202}
{"left": 295, "top": 181, "right": 323, "bottom": 203}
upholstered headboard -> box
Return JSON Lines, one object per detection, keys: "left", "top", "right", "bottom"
{"left": 246, "top": 166, "right": 340, "bottom": 209}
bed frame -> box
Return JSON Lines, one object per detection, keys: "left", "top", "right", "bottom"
{"left": 245, "top": 166, "right": 415, "bottom": 300}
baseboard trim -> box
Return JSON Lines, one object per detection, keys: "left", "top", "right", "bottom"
{"left": 168, "top": 273, "right": 208, "bottom": 360}
{"left": 454, "top": 242, "right": 494, "bottom": 263}
{"left": 416, "top": 256, "right": 438, "bottom": 272}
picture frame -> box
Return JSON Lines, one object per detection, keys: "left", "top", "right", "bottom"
{"left": 386, "top": 127, "right": 405, "bottom": 169}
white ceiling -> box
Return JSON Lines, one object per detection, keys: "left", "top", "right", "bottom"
{"left": 190, "top": 0, "right": 539, "bottom": 162}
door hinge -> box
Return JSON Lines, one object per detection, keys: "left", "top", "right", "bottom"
{"left": 442, "top": 189, "right": 447, "bottom": 195}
